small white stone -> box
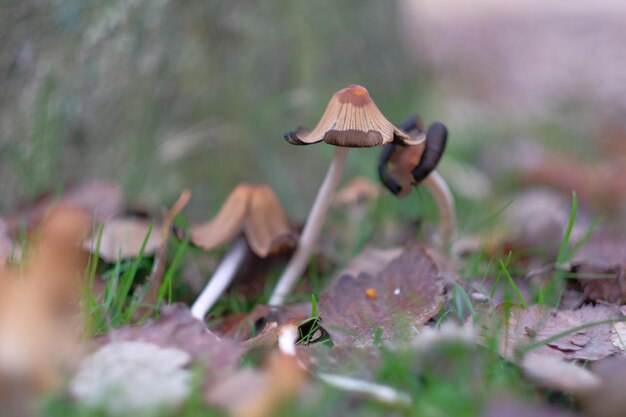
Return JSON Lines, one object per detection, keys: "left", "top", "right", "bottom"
{"left": 394, "top": 288, "right": 401, "bottom": 295}
{"left": 70, "top": 341, "right": 192, "bottom": 415}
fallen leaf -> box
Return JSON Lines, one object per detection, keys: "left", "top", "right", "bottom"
{"left": 206, "top": 350, "right": 307, "bottom": 417}
{"left": 0, "top": 207, "right": 90, "bottom": 392}
{"left": 482, "top": 304, "right": 624, "bottom": 361}
{"left": 7, "top": 180, "right": 125, "bottom": 236}
{"left": 214, "top": 303, "right": 311, "bottom": 342}
{"left": 581, "top": 356, "right": 626, "bottom": 417}
{"left": 520, "top": 355, "right": 601, "bottom": 395}
{"left": 190, "top": 183, "right": 297, "bottom": 258}
{"left": 517, "top": 148, "right": 626, "bottom": 210}
{"left": 337, "top": 246, "right": 404, "bottom": 278}
{"left": 319, "top": 245, "right": 446, "bottom": 347}
{"left": 86, "top": 218, "right": 162, "bottom": 263}
{"left": 71, "top": 341, "right": 192, "bottom": 415}
{"left": 482, "top": 397, "right": 584, "bottom": 417}
{"left": 332, "top": 177, "right": 380, "bottom": 206}
{"left": 105, "top": 304, "right": 242, "bottom": 382}
{"left": 571, "top": 234, "right": 626, "bottom": 304}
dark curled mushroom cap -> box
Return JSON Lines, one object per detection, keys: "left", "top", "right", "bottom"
{"left": 380, "top": 115, "right": 448, "bottom": 197}
{"left": 285, "top": 85, "right": 424, "bottom": 147}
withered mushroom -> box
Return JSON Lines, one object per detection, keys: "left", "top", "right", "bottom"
{"left": 269, "top": 85, "right": 420, "bottom": 306}
{"left": 189, "top": 183, "right": 296, "bottom": 320}
{"left": 378, "top": 114, "right": 456, "bottom": 247}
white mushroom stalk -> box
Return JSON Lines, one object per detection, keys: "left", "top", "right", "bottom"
{"left": 269, "top": 147, "right": 349, "bottom": 306}
{"left": 423, "top": 171, "right": 456, "bottom": 248}
{"left": 190, "top": 238, "right": 248, "bottom": 320}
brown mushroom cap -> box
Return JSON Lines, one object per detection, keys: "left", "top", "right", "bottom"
{"left": 285, "top": 85, "right": 423, "bottom": 147}
{"left": 190, "top": 184, "right": 296, "bottom": 258}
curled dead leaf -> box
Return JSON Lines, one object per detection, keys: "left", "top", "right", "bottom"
{"left": 319, "top": 245, "right": 446, "bottom": 347}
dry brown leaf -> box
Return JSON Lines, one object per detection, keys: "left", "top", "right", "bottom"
{"left": 215, "top": 303, "right": 310, "bottom": 343}
{"left": 7, "top": 180, "right": 125, "bottom": 237}
{"left": 86, "top": 218, "right": 162, "bottom": 263}
{"left": 206, "top": 350, "right": 307, "bottom": 417}
{"left": 318, "top": 244, "right": 445, "bottom": 347}
{"left": 518, "top": 150, "right": 626, "bottom": 210}
{"left": 105, "top": 304, "right": 242, "bottom": 383}
{"left": 483, "top": 304, "right": 624, "bottom": 361}
{"left": 333, "top": 177, "right": 381, "bottom": 206}
{"left": 581, "top": 356, "right": 626, "bottom": 417}
{"left": 0, "top": 207, "right": 90, "bottom": 393}
{"left": 482, "top": 397, "right": 584, "bottom": 417}
{"left": 190, "top": 183, "right": 296, "bottom": 258}
{"left": 571, "top": 235, "right": 626, "bottom": 304}
{"left": 520, "top": 355, "right": 601, "bottom": 395}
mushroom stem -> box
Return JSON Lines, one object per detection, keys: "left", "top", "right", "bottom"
{"left": 191, "top": 238, "right": 248, "bottom": 320}
{"left": 269, "top": 147, "right": 350, "bottom": 306}
{"left": 422, "top": 170, "right": 456, "bottom": 248}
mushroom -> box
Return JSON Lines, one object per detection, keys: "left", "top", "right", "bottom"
{"left": 378, "top": 114, "right": 456, "bottom": 247}
{"left": 189, "top": 184, "right": 296, "bottom": 320}
{"left": 268, "top": 85, "right": 421, "bottom": 306}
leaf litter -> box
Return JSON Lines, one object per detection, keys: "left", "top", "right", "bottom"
{"left": 318, "top": 244, "right": 447, "bottom": 347}
{"left": 3, "top": 171, "right": 626, "bottom": 417}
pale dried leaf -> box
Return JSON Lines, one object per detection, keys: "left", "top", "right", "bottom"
{"left": 87, "top": 218, "right": 162, "bottom": 263}
{"left": 106, "top": 304, "right": 242, "bottom": 382}
{"left": 521, "top": 355, "right": 601, "bottom": 395}
{"left": 71, "top": 342, "right": 192, "bottom": 415}
{"left": 485, "top": 304, "right": 624, "bottom": 361}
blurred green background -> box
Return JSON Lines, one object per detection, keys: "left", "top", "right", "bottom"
{"left": 2, "top": 0, "right": 625, "bottom": 232}
{"left": 0, "top": 0, "right": 430, "bottom": 220}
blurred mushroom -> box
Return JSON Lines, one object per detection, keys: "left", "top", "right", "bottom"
{"left": 378, "top": 114, "right": 456, "bottom": 248}
{"left": 189, "top": 184, "right": 296, "bottom": 320}
{"left": 269, "top": 85, "right": 421, "bottom": 306}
